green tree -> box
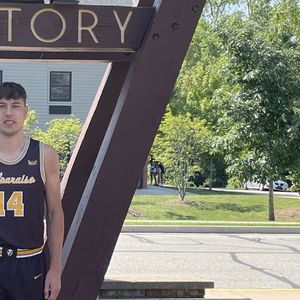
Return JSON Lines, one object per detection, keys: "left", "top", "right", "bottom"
{"left": 203, "top": 0, "right": 239, "bottom": 24}
{"left": 158, "top": 0, "right": 300, "bottom": 207}
{"left": 33, "top": 117, "right": 82, "bottom": 173}
{"left": 168, "top": 18, "right": 230, "bottom": 188}
{"left": 24, "top": 110, "right": 39, "bottom": 137}
{"left": 217, "top": 19, "right": 300, "bottom": 220}
{"left": 152, "top": 112, "right": 210, "bottom": 200}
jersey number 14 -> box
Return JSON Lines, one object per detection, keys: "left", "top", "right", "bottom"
{"left": 0, "top": 191, "right": 24, "bottom": 217}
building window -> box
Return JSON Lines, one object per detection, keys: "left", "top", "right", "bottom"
{"left": 49, "top": 105, "right": 72, "bottom": 115}
{"left": 0, "top": 71, "right": 2, "bottom": 83}
{"left": 50, "top": 71, "right": 71, "bottom": 102}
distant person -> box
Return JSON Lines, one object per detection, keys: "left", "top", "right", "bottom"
{"left": 157, "top": 161, "right": 165, "bottom": 185}
{"left": 149, "top": 159, "right": 158, "bottom": 185}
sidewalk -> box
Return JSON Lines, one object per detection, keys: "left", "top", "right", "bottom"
{"left": 122, "top": 224, "right": 300, "bottom": 234}
{"left": 135, "top": 185, "right": 182, "bottom": 195}
{"left": 206, "top": 288, "right": 300, "bottom": 300}
{"left": 134, "top": 185, "right": 300, "bottom": 197}
{"left": 97, "top": 289, "right": 300, "bottom": 300}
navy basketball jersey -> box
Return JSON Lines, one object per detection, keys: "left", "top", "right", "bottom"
{"left": 0, "top": 138, "right": 46, "bottom": 249}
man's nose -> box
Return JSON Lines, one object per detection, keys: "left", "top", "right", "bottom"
{"left": 5, "top": 106, "right": 12, "bottom": 116}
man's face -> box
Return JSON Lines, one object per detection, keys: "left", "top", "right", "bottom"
{"left": 0, "top": 98, "right": 28, "bottom": 137}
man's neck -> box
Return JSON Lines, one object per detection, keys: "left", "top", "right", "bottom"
{"left": 0, "top": 132, "right": 27, "bottom": 160}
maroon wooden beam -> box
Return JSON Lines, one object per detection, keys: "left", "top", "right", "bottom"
{"left": 61, "top": 0, "right": 154, "bottom": 244}
{"left": 0, "top": 51, "right": 135, "bottom": 61}
{"left": 59, "top": 1, "right": 205, "bottom": 299}
{"left": 61, "top": 62, "right": 130, "bottom": 235}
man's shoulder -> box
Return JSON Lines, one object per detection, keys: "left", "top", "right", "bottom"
{"left": 30, "top": 139, "right": 58, "bottom": 159}
{"left": 42, "top": 144, "right": 60, "bottom": 176}
{"left": 44, "top": 144, "right": 59, "bottom": 158}
{"left": 30, "top": 139, "right": 55, "bottom": 152}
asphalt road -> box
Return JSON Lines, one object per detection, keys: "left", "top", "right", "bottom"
{"left": 105, "top": 232, "right": 300, "bottom": 289}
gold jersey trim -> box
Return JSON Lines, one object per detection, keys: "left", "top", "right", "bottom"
{"left": 39, "top": 142, "right": 46, "bottom": 185}
{"left": 0, "top": 137, "right": 30, "bottom": 165}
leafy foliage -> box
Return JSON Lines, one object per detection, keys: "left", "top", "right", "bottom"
{"left": 152, "top": 113, "right": 211, "bottom": 200}
{"left": 33, "top": 117, "right": 82, "bottom": 172}
{"left": 24, "top": 110, "right": 39, "bottom": 137}
{"left": 153, "top": 0, "right": 300, "bottom": 221}
{"left": 218, "top": 22, "right": 300, "bottom": 179}
{"left": 23, "top": 112, "right": 82, "bottom": 173}
{"left": 214, "top": 8, "right": 300, "bottom": 220}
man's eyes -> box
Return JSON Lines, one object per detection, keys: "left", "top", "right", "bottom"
{"left": 0, "top": 104, "right": 21, "bottom": 108}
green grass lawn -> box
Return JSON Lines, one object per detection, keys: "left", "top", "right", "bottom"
{"left": 125, "top": 189, "right": 300, "bottom": 225}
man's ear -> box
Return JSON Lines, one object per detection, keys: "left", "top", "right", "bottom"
{"left": 25, "top": 104, "right": 29, "bottom": 116}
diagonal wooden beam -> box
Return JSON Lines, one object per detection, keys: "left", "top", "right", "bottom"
{"left": 61, "top": 0, "right": 155, "bottom": 243}
{"left": 59, "top": 0, "right": 206, "bottom": 299}
{"left": 61, "top": 62, "right": 130, "bottom": 235}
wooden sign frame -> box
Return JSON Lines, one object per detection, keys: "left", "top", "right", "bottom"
{"left": 1, "top": 0, "right": 206, "bottom": 299}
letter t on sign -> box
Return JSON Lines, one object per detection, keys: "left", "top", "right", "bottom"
{"left": 0, "top": 8, "right": 22, "bottom": 42}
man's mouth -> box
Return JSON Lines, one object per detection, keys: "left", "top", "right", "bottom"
{"left": 4, "top": 120, "right": 15, "bottom": 125}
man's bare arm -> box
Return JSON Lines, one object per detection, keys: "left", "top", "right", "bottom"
{"left": 44, "top": 145, "right": 64, "bottom": 300}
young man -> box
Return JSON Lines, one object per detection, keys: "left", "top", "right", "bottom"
{"left": 0, "top": 82, "right": 64, "bottom": 300}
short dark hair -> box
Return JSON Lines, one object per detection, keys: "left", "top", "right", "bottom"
{"left": 0, "top": 82, "right": 27, "bottom": 104}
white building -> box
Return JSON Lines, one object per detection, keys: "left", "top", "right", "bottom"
{"left": 0, "top": 0, "right": 134, "bottom": 128}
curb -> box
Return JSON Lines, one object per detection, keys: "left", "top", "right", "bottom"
{"left": 122, "top": 225, "right": 300, "bottom": 234}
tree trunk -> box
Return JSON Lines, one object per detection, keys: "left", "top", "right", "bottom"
{"left": 177, "top": 164, "right": 186, "bottom": 202}
{"left": 178, "top": 181, "right": 186, "bottom": 201}
{"left": 209, "top": 157, "right": 213, "bottom": 191}
{"left": 268, "top": 179, "right": 275, "bottom": 221}
{"left": 246, "top": 0, "right": 252, "bottom": 16}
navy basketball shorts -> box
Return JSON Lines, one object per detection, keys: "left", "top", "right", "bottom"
{"left": 0, "top": 252, "right": 46, "bottom": 300}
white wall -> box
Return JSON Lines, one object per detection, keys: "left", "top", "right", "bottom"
{"left": 0, "top": 61, "right": 106, "bottom": 128}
